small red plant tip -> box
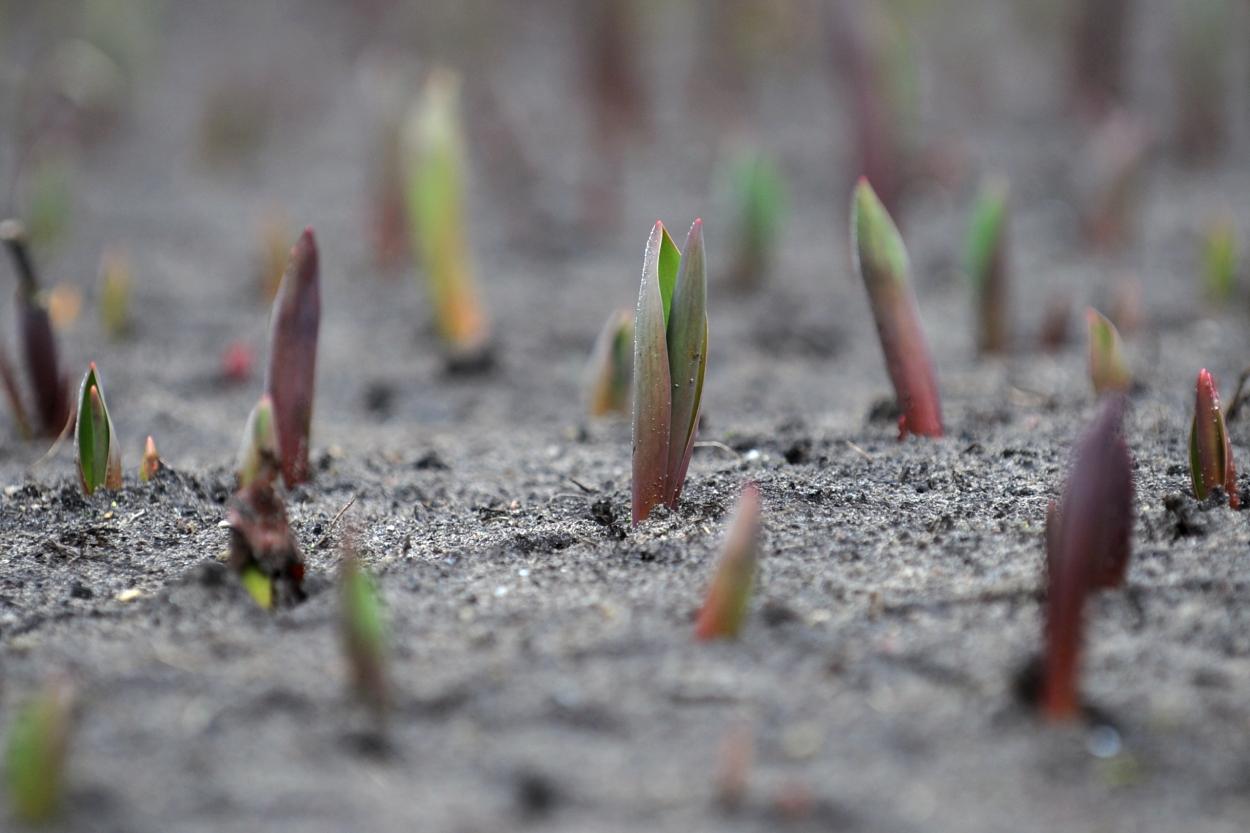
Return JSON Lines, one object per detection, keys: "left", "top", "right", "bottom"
{"left": 695, "top": 484, "right": 761, "bottom": 641}
{"left": 221, "top": 339, "right": 253, "bottom": 383}
{"left": 1042, "top": 393, "right": 1134, "bottom": 721}
{"left": 139, "top": 436, "right": 160, "bottom": 483}
{"left": 264, "top": 227, "right": 320, "bottom": 488}
{"left": 1191, "top": 369, "right": 1238, "bottom": 508}
{"left": 851, "top": 180, "right": 943, "bottom": 438}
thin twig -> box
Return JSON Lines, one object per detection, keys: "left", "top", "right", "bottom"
{"left": 844, "top": 440, "right": 873, "bottom": 462}
{"left": 694, "top": 440, "right": 741, "bottom": 460}
{"left": 313, "top": 493, "right": 358, "bottom": 550}
{"left": 25, "top": 411, "right": 75, "bottom": 475}
{"left": 568, "top": 476, "right": 597, "bottom": 493}
{"left": 1225, "top": 366, "right": 1250, "bottom": 422}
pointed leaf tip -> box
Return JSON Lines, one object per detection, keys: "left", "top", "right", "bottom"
{"left": 695, "top": 483, "right": 762, "bottom": 641}
{"left": 1087, "top": 308, "right": 1130, "bottom": 396}
{"left": 1192, "top": 368, "right": 1237, "bottom": 507}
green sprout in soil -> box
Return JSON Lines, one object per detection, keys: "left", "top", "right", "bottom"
{"left": 236, "top": 394, "right": 277, "bottom": 489}
{"left": 226, "top": 448, "right": 305, "bottom": 609}
{"left": 722, "top": 147, "right": 786, "bottom": 292}
{"left": 0, "top": 219, "right": 72, "bottom": 437}
{"left": 402, "top": 68, "right": 492, "bottom": 372}
{"left": 965, "top": 176, "right": 1011, "bottom": 355}
{"left": 1086, "top": 308, "right": 1130, "bottom": 396}
{"left": 632, "top": 219, "right": 708, "bottom": 525}
{"left": 1191, "top": 368, "right": 1237, "bottom": 508}
{"left": 98, "top": 244, "right": 132, "bottom": 339}
{"left": 139, "top": 435, "right": 160, "bottom": 483}
{"left": 1042, "top": 392, "right": 1133, "bottom": 721}
{"left": 75, "top": 363, "right": 122, "bottom": 495}
{"left": 695, "top": 483, "right": 761, "bottom": 641}
{"left": 1204, "top": 214, "right": 1237, "bottom": 303}
{"left": 851, "top": 178, "right": 943, "bottom": 439}
{"left": 4, "top": 679, "right": 74, "bottom": 824}
{"left": 823, "top": 0, "right": 919, "bottom": 214}
{"left": 340, "top": 545, "right": 389, "bottom": 717}
{"left": 585, "top": 306, "right": 634, "bottom": 418}
{"left": 264, "top": 227, "right": 320, "bottom": 488}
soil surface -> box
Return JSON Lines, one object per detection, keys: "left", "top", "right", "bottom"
{"left": 3, "top": 1, "right": 1250, "bottom": 831}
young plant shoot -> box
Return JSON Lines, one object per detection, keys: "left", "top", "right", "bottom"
{"left": 4, "top": 679, "right": 74, "bottom": 824}
{"left": 851, "top": 178, "right": 943, "bottom": 439}
{"left": 1042, "top": 392, "right": 1134, "bottom": 720}
{"left": 585, "top": 306, "right": 634, "bottom": 417}
{"left": 139, "top": 435, "right": 161, "bottom": 482}
{"left": 226, "top": 448, "right": 305, "bottom": 609}
{"left": 75, "top": 363, "right": 122, "bottom": 495}
{"left": 340, "top": 546, "right": 389, "bottom": 717}
{"left": 402, "top": 68, "right": 492, "bottom": 371}
{"left": 98, "top": 244, "right": 132, "bottom": 339}
{"left": 1087, "top": 308, "right": 1130, "bottom": 396}
{"left": 264, "top": 227, "right": 320, "bottom": 488}
{"left": 695, "top": 483, "right": 761, "bottom": 641}
{"left": 965, "top": 176, "right": 1011, "bottom": 355}
{"left": 1, "top": 219, "right": 71, "bottom": 437}
{"left": 236, "top": 394, "right": 277, "bottom": 489}
{"left": 1191, "top": 369, "right": 1237, "bottom": 507}
{"left": 1204, "top": 215, "right": 1237, "bottom": 302}
{"left": 632, "top": 219, "right": 708, "bottom": 525}
{"left": 723, "top": 148, "right": 786, "bottom": 291}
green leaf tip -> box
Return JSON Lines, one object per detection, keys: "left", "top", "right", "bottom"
{"left": 695, "top": 483, "right": 761, "bottom": 641}
{"left": 850, "top": 180, "right": 943, "bottom": 438}
{"left": 1086, "top": 308, "right": 1131, "bottom": 396}
{"left": 585, "top": 306, "right": 635, "bottom": 417}
{"left": 1204, "top": 215, "right": 1237, "bottom": 303}
{"left": 1191, "top": 368, "right": 1238, "bottom": 507}
{"left": 340, "top": 548, "right": 389, "bottom": 715}
{"left": 632, "top": 219, "right": 708, "bottom": 524}
{"left": 4, "top": 679, "right": 74, "bottom": 824}
{"left": 964, "top": 176, "right": 1011, "bottom": 354}
{"left": 75, "top": 363, "right": 122, "bottom": 495}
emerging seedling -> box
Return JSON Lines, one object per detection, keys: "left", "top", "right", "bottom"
{"left": 98, "top": 244, "right": 132, "bottom": 339}
{"left": 695, "top": 483, "right": 761, "bottom": 641}
{"left": 264, "top": 228, "right": 320, "bottom": 488}
{"left": 340, "top": 546, "right": 389, "bottom": 717}
{"left": 4, "top": 679, "right": 74, "bottom": 824}
{"left": 851, "top": 178, "right": 942, "bottom": 439}
{"left": 402, "top": 68, "right": 492, "bottom": 371}
{"left": 139, "top": 435, "right": 160, "bottom": 482}
{"left": 584, "top": 306, "right": 634, "bottom": 417}
{"left": 722, "top": 148, "right": 787, "bottom": 292}
{"left": 1191, "top": 369, "right": 1238, "bottom": 508}
{"left": 1086, "top": 308, "right": 1130, "bottom": 396}
{"left": 1042, "top": 392, "right": 1133, "bottom": 720}
{"left": 226, "top": 449, "right": 305, "bottom": 609}
{"left": 236, "top": 394, "right": 277, "bottom": 489}
{"left": 1, "top": 219, "right": 71, "bottom": 437}
{"left": 965, "top": 176, "right": 1011, "bottom": 354}
{"left": 1204, "top": 215, "right": 1237, "bottom": 302}
{"left": 632, "top": 219, "right": 708, "bottom": 524}
{"left": 75, "top": 363, "right": 122, "bottom": 495}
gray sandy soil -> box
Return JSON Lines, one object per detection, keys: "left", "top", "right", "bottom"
{"left": 3, "top": 0, "right": 1250, "bottom": 831}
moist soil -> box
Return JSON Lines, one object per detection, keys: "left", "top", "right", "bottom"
{"left": 4, "top": 1, "right": 1250, "bottom": 831}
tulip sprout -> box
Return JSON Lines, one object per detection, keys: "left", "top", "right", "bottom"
{"left": 1204, "top": 215, "right": 1237, "bottom": 302}
{"left": 1191, "top": 369, "right": 1237, "bottom": 507}
{"left": 965, "top": 176, "right": 1011, "bottom": 355}
{"left": 4, "top": 679, "right": 74, "bottom": 824}
{"left": 695, "top": 483, "right": 761, "bottom": 641}
{"left": 75, "top": 363, "right": 122, "bottom": 495}
{"left": 236, "top": 394, "right": 277, "bottom": 489}
{"left": 851, "top": 178, "right": 943, "bottom": 438}
{"left": 1086, "top": 308, "right": 1130, "bottom": 396}
{"left": 402, "top": 68, "right": 492, "bottom": 371}
{"left": 632, "top": 219, "right": 708, "bottom": 525}
{"left": 722, "top": 148, "right": 786, "bottom": 292}
{"left": 264, "top": 228, "right": 320, "bottom": 488}
{"left": 585, "top": 306, "right": 634, "bottom": 417}
{"left": 1042, "top": 393, "right": 1134, "bottom": 720}
{"left": 340, "top": 547, "right": 389, "bottom": 717}
{"left": 226, "top": 448, "right": 305, "bottom": 609}
{"left": 139, "top": 435, "right": 161, "bottom": 482}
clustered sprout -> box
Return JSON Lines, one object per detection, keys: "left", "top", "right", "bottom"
{"left": 851, "top": 178, "right": 942, "bottom": 439}
{"left": 631, "top": 220, "right": 708, "bottom": 525}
